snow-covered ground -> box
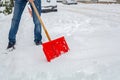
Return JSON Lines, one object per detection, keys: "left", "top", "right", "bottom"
{"left": 0, "top": 3, "right": 120, "bottom": 80}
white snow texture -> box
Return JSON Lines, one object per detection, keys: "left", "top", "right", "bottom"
{"left": 0, "top": 3, "right": 120, "bottom": 80}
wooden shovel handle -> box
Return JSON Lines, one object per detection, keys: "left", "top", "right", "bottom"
{"left": 30, "top": 1, "right": 51, "bottom": 41}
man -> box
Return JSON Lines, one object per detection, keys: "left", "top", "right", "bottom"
{"left": 7, "top": 0, "right": 42, "bottom": 49}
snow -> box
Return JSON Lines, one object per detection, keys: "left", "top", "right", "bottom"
{"left": 99, "top": 0, "right": 116, "bottom": 2}
{"left": 0, "top": 3, "right": 120, "bottom": 80}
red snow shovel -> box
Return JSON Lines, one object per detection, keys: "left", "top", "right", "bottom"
{"left": 30, "top": 1, "right": 69, "bottom": 62}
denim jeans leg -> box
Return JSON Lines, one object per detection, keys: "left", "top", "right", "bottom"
{"left": 31, "top": 0, "right": 42, "bottom": 42}
{"left": 8, "top": 0, "right": 27, "bottom": 43}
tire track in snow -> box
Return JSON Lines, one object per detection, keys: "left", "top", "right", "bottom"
{"left": 59, "top": 5, "right": 120, "bottom": 23}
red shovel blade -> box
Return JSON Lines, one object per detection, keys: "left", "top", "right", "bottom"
{"left": 42, "top": 36, "right": 69, "bottom": 62}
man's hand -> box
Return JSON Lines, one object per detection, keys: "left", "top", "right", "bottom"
{"left": 29, "top": 0, "right": 34, "bottom": 3}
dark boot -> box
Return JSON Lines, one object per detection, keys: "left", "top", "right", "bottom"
{"left": 7, "top": 42, "right": 15, "bottom": 49}
{"left": 35, "top": 41, "right": 42, "bottom": 45}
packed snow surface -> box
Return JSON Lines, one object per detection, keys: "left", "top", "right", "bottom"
{"left": 0, "top": 3, "right": 120, "bottom": 80}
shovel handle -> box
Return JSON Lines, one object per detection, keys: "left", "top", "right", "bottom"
{"left": 30, "top": 1, "right": 51, "bottom": 41}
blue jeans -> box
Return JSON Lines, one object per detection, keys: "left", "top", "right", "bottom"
{"left": 8, "top": 0, "right": 42, "bottom": 44}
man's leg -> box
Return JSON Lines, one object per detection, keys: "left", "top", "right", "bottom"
{"left": 8, "top": 0, "right": 27, "bottom": 48}
{"left": 30, "top": 0, "right": 42, "bottom": 45}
